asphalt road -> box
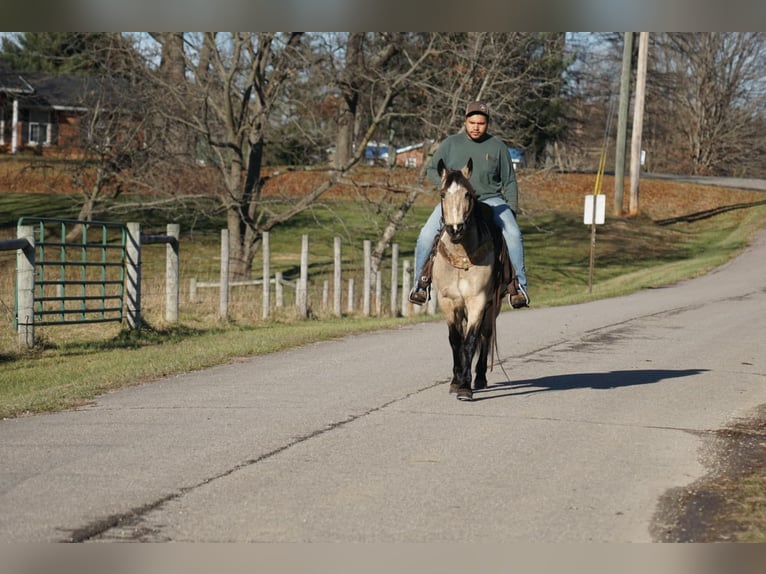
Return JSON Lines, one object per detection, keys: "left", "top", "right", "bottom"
{"left": 644, "top": 172, "right": 766, "bottom": 193}
{"left": 2, "top": 230, "right": 765, "bottom": 543}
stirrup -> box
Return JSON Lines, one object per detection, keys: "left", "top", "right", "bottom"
{"left": 408, "top": 286, "right": 429, "bottom": 306}
{"left": 509, "top": 284, "right": 529, "bottom": 308}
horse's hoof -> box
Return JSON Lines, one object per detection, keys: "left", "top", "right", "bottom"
{"left": 456, "top": 390, "right": 473, "bottom": 401}
{"left": 449, "top": 383, "right": 460, "bottom": 394}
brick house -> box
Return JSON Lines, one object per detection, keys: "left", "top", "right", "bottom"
{"left": 394, "top": 142, "right": 427, "bottom": 168}
{"left": 0, "top": 67, "right": 108, "bottom": 157}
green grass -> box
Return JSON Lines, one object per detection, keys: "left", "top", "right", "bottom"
{"left": 0, "top": 192, "right": 82, "bottom": 228}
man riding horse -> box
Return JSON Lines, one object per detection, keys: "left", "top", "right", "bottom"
{"left": 409, "top": 100, "right": 529, "bottom": 309}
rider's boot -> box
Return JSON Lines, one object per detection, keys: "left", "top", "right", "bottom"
{"left": 408, "top": 277, "right": 430, "bottom": 305}
{"left": 509, "top": 279, "right": 530, "bottom": 308}
{"left": 409, "top": 231, "right": 441, "bottom": 306}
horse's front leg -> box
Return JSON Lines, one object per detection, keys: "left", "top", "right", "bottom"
{"left": 447, "top": 320, "right": 465, "bottom": 395}
{"left": 455, "top": 326, "right": 482, "bottom": 400}
{"left": 474, "top": 335, "right": 489, "bottom": 391}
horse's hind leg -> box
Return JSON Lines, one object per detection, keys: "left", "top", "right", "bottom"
{"left": 448, "top": 322, "right": 464, "bottom": 395}
{"left": 454, "top": 327, "right": 482, "bottom": 401}
{"left": 447, "top": 322, "right": 474, "bottom": 400}
{"left": 474, "top": 336, "right": 489, "bottom": 391}
{"left": 473, "top": 312, "right": 494, "bottom": 390}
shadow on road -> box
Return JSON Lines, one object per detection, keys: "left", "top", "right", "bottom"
{"left": 472, "top": 369, "right": 708, "bottom": 401}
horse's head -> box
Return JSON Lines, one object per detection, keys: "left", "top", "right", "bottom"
{"left": 438, "top": 158, "right": 475, "bottom": 243}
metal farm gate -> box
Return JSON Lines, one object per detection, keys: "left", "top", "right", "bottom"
{"left": 14, "top": 217, "right": 127, "bottom": 329}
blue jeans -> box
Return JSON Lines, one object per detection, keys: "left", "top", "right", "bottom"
{"left": 413, "top": 197, "right": 527, "bottom": 289}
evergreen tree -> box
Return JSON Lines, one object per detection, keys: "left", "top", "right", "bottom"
{"left": 0, "top": 32, "right": 119, "bottom": 74}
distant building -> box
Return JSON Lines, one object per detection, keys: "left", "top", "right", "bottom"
{"left": 0, "top": 66, "right": 131, "bottom": 157}
{"left": 394, "top": 142, "right": 426, "bottom": 168}
{"left": 364, "top": 141, "right": 430, "bottom": 168}
{"left": 326, "top": 140, "right": 432, "bottom": 169}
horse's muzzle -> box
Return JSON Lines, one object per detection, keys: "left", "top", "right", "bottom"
{"left": 446, "top": 223, "right": 465, "bottom": 243}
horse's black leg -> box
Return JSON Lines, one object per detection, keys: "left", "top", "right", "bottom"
{"left": 474, "top": 335, "right": 489, "bottom": 391}
{"left": 448, "top": 323, "right": 463, "bottom": 394}
{"left": 455, "top": 327, "right": 481, "bottom": 401}
{"left": 474, "top": 312, "right": 492, "bottom": 391}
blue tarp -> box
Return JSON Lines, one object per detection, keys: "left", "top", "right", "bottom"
{"left": 364, "top": 144, "right": 389, "bottom": 159}
{"left": 508, "top": 147, "right": 525, "bottom": 162}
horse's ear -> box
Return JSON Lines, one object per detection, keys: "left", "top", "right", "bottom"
{"left": 438, "top": 159, "right": 448, "bottom": 186}
{"left": 462, "top": 158, "right": 473, "bottom": 180}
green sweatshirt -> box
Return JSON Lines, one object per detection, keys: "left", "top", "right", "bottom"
{"left": 426, "top": 131, "right": 519, "bottom": 213}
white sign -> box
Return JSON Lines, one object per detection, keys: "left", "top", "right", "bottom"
{"left": 583, "top": 194, "right": 606, "bottom": 225}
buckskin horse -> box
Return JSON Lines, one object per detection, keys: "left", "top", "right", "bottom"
{"left": 431, "top": 158, "right": 510, "bottom": 401}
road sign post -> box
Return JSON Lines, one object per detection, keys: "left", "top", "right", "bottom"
{"left": 584, "top": 194, "right": 606, "bottom": 293}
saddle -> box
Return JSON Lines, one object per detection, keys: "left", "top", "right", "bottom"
{"left": 419, "top": 203, "right": 517, "bottom": 305}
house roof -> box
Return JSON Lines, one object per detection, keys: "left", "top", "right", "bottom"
{"left": 0, "top": 66, "right": 132, "bottom": 113}
{"left": 0, "top": 64, "right": 34, "bottom": 95}
{"left": 396, "top": 143, "right": 424, "bottom": 154}
{"left": 16, "top": 72, "right": 92, "bottom": 111}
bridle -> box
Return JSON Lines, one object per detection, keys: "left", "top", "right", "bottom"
{"left": 440, "top": 172, "right": 476, "bottom": 240}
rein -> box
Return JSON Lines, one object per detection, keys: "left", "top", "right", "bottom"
{"left": 438, "top": 191, "right": 494, "bottom": 270}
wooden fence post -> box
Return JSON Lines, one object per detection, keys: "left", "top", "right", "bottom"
{"left": 298, "top": 234, "right": 309, "bottom": 317}
{"left": 363, "top": 240, "right": 371, "bottom": 316}
{"left": 401, "top": 260, "right": 411, "bottom": 318}
{"left": 165, "top": 223, "right": 180, "bottom": 324}
{"left": 390, "top": 243, "right": 399, "bottom": 317}
{"left": 262, "top": 231, "right": 270, "bottom": 319}
{"left": 219, "top": 229, "right": 229, "bottom": 321}
{"left": 126, "top": 222, "right": 142, "bottom": 329}
{"left": 333, "top": 236, "right": 342, "bottom": 316}
{"left": 347, "top": 278, "right": 354, "bottom": 314}
{"left": 16, "top": 224, "right": 35, "bottom": 348}
{"left": 375, "top": 267, "right": 382, "bottom": 316}
{"left": 276, "top": 272, "right": 284, "bottom": 307}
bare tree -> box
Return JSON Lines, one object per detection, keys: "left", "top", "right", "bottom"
{"left": 650, "top": 32, "right": 766, "bottom": 176}
{"left": 63, "top": 33, "right": 571, "bottom": 283}
{"left": 332, "top": 33, "right": 402, "bottom": 168}
{"left": 360, "top": 33, "right": 570, "bottom": 273}
{"left": 148, "top": 32, "right": 439, "bottom": 281}
{"left": 144, "top": 33, "right": 305, "bottom": 278}
{"left": 59, "top": 34, "right": 158, "bottom": 240}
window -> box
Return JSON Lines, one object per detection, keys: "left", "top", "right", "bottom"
{"left": 27, "top": 110, "right": 51, "bottom": 145}
{"left": 29, "top": 123, "right": 45, "bottom": 144}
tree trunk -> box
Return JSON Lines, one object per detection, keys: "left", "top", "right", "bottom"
{"left": 334, "top": 33, "right": 363, "bottom": 169}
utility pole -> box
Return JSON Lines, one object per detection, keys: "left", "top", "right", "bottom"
{"left": 629, "top": 32, "right": 649, "bottom": 216}
{"left": 614, "top": 32, "right": 633, "bottom": 217}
